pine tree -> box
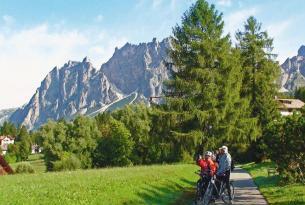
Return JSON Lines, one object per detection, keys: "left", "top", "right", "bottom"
{"left": 236, "top": 16, "right": 280, "bottom": 126}
{"left": 236, "top": 16, "right": 281, "bottom": 162}
{"left": 164, "top": 0, "right": 258, "bottom": 158}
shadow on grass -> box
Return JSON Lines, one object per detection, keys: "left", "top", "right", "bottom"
{"left": 123, "top": 178, "right": 196, "bottom": 205}
{"left": 253, "top": 175, "right": 279, "bottom": 187}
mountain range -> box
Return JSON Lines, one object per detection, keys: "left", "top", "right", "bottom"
{"left": 1, "top": 39, "right": 305, "bottom": 130}
{"left": 280, "top": 45, "right": 305, "bottom": 91}
{"left": 6, "top": 38, "right": 171, "bottom": 130}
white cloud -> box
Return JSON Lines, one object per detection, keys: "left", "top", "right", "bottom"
{"left": 267, "top": 19, "right": 292, "bottom": 39}
{"left": 0, "top": 24, "right": 127, "bottom": 109}
{"left": 224, "top": 7, "right": 258, "bottom": 36}
{"left": 217, "top": 0, "right": 232, "bottom": 7}
{"left": 266, "top": 19, "right": 294, "bottom": 63}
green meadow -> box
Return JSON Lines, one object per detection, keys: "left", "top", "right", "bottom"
{"left": 0, "top": 163, "right": 198, "bottom": 205}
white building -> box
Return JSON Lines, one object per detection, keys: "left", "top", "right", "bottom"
{"left": 0, "top": 136, "right": 15, "bottom": 155}
{"left": 277, "top": 98, "right": 305, "bottom": 116}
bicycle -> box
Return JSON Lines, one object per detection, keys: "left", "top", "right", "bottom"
{"left": 194, "top": 170, "right": 212, "bottom": 205}
{"left": 202, "top": 173, "right": 235, "bottom": 205}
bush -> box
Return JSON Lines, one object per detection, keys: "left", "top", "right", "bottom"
{"left": 265, "top": 114, "right": 305, "bottom": 183}
{"left": 4, "top": 154, "right": 17, "bottom": 164}
{"left": 53, "top": 154, "right": 81, "bottom": 171}
{"left": 93, "top": 119, "right": 134, "bottom": 167}
{"left": 15, "top": 162, "right": 35, "bottom": 174}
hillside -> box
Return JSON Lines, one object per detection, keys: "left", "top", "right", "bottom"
{"left": 0, "top": 164, "right": 197, "bottom": 205}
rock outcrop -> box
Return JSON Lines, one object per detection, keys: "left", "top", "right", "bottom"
{"left": 10, "top": 58, "right": 121, "bottom": 130}
{"left": 281, "top": 46, "right": 305, "bottom": 91}
{"left": 101, "top": 38, "right": 171, "bottom": 98}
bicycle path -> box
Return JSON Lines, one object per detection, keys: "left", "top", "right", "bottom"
{"left": 215, "top": 167, "right": 268, "bottom": 205}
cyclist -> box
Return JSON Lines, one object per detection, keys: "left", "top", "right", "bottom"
{"left": 197, "top": 151, "right": 217, "bottom": 175}
{"left": 215, "top": 145, "right": 232, "bottom": 203}
{"left": 196, "top": 151, "right": 217, "bottom": 196}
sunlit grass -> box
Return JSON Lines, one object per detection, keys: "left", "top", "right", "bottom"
{"left": 10, "top": 154, "right": 46, "bottom": 173}
{"left": 0, "top": 163, "right": 198, "bottom": 205}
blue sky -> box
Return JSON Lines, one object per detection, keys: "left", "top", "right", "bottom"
{"left": 0, "top": 0, "right": 304, "bottom": 109}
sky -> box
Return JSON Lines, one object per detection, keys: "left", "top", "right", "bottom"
{"left": 0, "top": 0, "right": 305, "bottom": 109}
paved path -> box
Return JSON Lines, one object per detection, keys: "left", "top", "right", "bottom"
{"left": 215, "top": 168, "right": 268, "bottom": 205}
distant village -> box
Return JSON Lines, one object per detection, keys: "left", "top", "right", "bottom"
{"left": 0, "top": 136, "right": 41, "bottom": 155}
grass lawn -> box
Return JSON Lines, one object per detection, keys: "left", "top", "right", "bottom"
{"left": 241, "top": 162, "right": 305, "bottom": 205}
{"left": 0, "top": 163, "right": 198, "bottom": 205}
{"left": 10, "top": 154, "right": 46, "bottom": 173}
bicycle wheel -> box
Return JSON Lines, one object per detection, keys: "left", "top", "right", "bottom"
{"left": 230, "top": 182, "right": 235, "bottom": 200}
{"left": 203, "top": 183, "right": 213, "bottom": 205}
{"left": 221, "top": 182, "right": 235, "bottom": 204}
{"left": 194, "top": 180, "right": 202, "bottom": 205}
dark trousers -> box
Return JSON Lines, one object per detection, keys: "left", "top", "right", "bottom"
{"left": 215, "top": 170, "right": 231, "bottom": 199}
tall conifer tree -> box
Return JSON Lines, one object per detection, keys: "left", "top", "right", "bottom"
{"left": 236, "top": 16, "right": 280, "bottom": 126}
{"left": 164, "top": 0, "right": 258, "bottom": 158}
{"left": 236, "top": 17, "right": 280, "bottom": 161}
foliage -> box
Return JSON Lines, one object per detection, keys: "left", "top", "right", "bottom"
{"left": 236, "top": 16, "right": 281, "bottom": 162}
{"left": 0, "top": 1, "right": 287, "bottom": 171}
{"left": 163, "top": 0, "right": 258, "bottom": 160}
{"left": 295, "top": 87, "right": 305, "bottom": 102}
{"left": 2, "top": 125, "right": 32, "bottom": 162}
{"left": 94, "top": 116, "right": 134, "bottom": 167}
{"left": 0, "top": 121, "right": 17, "bottom": 136}
{"left": 264, "top": 114, "right": 305, "bottom": 183}
{"left": 236, "top": 16, "right": 280, "bottom": 125}
{"left": 111, "top": 104, "right": 151, "bottom": 164}
{"left": 10, "top": 154, "right": 46, "bottom": 173}
{"left": 53, "top": 153, "right": 81, "bottom": 171}
{"left": 4, "top": 152, "right": 17, "bottom": 164}
{"left": 15, "top": 162, "right": 35, "bottom": 174}
{"left": 16, "top": 126, "right": 32, "bottom": 161}
{"left": 39, "top": 116, "right": 100, "bottom": 171}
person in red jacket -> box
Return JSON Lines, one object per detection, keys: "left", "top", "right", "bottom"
{"left": 197, "top": 151, "right": 217, "bottom": 176}
{"left": 196, "top": 151, "right": 217, "bottom": 199}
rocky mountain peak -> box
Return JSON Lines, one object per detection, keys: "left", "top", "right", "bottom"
{"left": 102, "top": 37, "right": 171, "bottom": 98}
{"left": 9, "top": 38, "right": 172, "bottom": 130}
{"left": 298, "top": 45, "right": 305, "bottom": 57}
{"left": 82, "top": 56, "right": 90, "bottom": 63}
{"left": 10, "top": 59, "right": 121, "bottom": 130}
{"left": 281, "top": 46, "right": 305, "bottom": 91}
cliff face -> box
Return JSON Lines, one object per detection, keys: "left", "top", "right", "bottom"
{"left": 101, "top": 38, "right": 171, "bottom": 98}
{"left": 10, "top": 58, "right": 121, "bottom": 130}
{"left": 9, "top": 38, "right": 172, "bottom": 129}
{"left": 281, "top": 46, "right": 305, "bottom": 91}
{"left": 0, "top": 108, "right": 17, "bottom": 125}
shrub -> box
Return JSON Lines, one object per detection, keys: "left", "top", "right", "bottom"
{"left": 265, "top": 114, "right": 305, "bottom": 183}
{"left": 53, "top": 154, "right": 81, "bottom": 171}
{"left": 15, "top": 162, "right": 35, "bottom": 174}
{"left": 4, "top": 154, "right": 17, "bottom": 164}
{"left": 93, "top": 119, "right": 133, "bottom": 167}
